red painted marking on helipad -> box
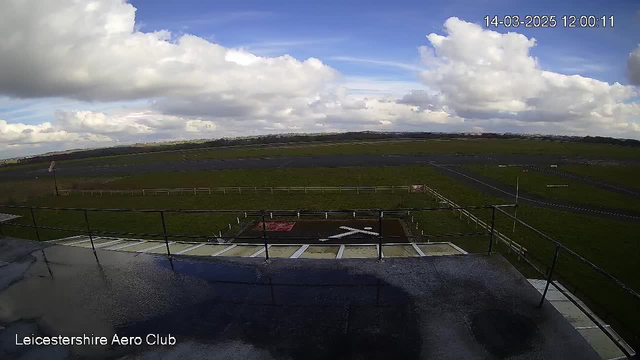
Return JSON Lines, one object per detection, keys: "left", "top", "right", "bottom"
{"left": 254, "top": 221, "right": 296, "bottom": 232}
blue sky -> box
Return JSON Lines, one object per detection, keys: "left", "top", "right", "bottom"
{"left": 131, "top": 0, "right": 639, "bottom": 85}
{"left": 0, "top": 0, "right": 639, "bottom": 158}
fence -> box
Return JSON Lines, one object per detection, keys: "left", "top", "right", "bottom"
{"left": 57, "top": 185, "right": 412, "bottom": 196}
{"left": 0, "top": 202, "right": 637, "bottom": 357}
{"left": 424, "top": 185, "right": 637, "bottom": 357}
{"left": 424, "top": 185, "right": 528, "bottom": 257}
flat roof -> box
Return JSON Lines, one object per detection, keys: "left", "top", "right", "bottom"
{"left": 0, "top": 238, "right": 600, "bottom": 359}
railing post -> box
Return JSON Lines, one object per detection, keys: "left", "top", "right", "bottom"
{"left": 262, "top": 211, "right": 270, "bottom": 260}
{"left": 160, "top": 211, "right": 171, "bottom": 258}
{"left": 488, "top": 206, "right": 496, "bottom": 255}
{"left": 378, "top": 210, "right": 383, "bottom": 260}
{"left": 30, "top": 207, "right": 41, "bottom": 241}
{"left": 84, "top": 210, "right": 96, "bottom": 252}
{"left": 539, "top": 246, "right": 561, "bottom": 307}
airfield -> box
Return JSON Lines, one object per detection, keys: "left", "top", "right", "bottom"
{"left": 1, "top": 138, "right": 639, "bottom": 358}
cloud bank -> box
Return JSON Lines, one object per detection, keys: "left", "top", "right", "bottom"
{"left": 0, "top": 2, "right": 639, "bottom": 157}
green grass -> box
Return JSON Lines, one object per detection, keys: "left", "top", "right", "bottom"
{"left": 5, "top": 138, "right": 640, "bottom": 171}
{"left": 2, "top": 164, "right": 639, "bottom": 345}
{"left": 463, "top": 165, "right": 640, "bottom": 212}
{"left": 563, "top": 165, "right": 640, "bottom": 190}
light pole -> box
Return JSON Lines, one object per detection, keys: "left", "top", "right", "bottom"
{"left": 49, "top": 161, "right": 59, "bottom": 196}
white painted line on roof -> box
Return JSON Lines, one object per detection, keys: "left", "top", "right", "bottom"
{"left": 95, "top": 239, "right": 125, "bottom": 248}
{"left": 138, "top": 242, "right": 174, "bottom": 253}
{"left": 336, "top": 245, "right": 345, "bottom": 259}
{"left": 47, "top": 235, "right": 84, "bottom": 243}
{"left": 290, "top": 245, "right": 309, "bottom": 259}
{"left": 110, "top": 240, "right": 146, "bottom": 250}
{"left": 411, "top": 242, "right": 426, "bottom": 257}
{"left": 66, "top": 239, "right": 91, "bottom": 246}
{"left": 447, "top": 242, "right": 469, "bottom": 255}
{"left": 575, "top": 325, "right": 611, "bottom": 330}
{"left": 211, "top": 244, "right": 236, "bottom": 256}
{"left": 250, "top": 245, "right": 271, "bottom": 258}
{"left": 176, "top": 243, "right": 207, "bottom": 255}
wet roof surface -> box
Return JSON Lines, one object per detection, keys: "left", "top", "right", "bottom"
{"left": 0, "top": 238, "right": 599, "bottom": 359}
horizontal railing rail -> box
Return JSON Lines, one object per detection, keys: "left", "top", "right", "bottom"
{"left": 0, "top": 201, "right": 635, "bottom": 358}
{"left": 55, "top": 185, "right": 415, "bottom": 196}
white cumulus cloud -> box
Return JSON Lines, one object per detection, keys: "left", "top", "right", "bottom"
{"left": 0, "top": 5, "right": 639, "bottom": 158}
{"left": 628, "top": 45, "right": 640, "bottom": 86}
{"left": 408, "top": 17, "right": 640, "bottom": 135}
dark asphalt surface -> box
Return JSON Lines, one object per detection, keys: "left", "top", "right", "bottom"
{"left": 0, "top": 238, "right": 599, "bottom": 360}
{"left": 431, "top": 164, "right": 640, "bottom": 223}
{"left": 237, "top": 219, "right": 408, "bottom": 244}
{"left": 3, "top": 153, "right": 640, "bottom": 181}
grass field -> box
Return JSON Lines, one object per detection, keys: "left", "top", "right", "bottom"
{"left": 563, "top": 165, "right": 640, "bottom": 190}
{"left": 2, "top": 163, "right": 639, "bottom": 345}
{"left": 3, "top": 165, "right": 638, "bottom": 285}
{"left": 463, "top": 164, "right": 640, "bottom": 212}
{"left": 4, "top": 138, "right": 640, "bottom": 171}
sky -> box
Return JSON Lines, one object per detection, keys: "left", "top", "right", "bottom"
{"left": 1, "top": 0, "right": 639, "bottom": 159}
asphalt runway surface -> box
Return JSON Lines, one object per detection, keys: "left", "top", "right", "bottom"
{"left": 0, "top": 237, "right": 600, "bottom": 359}
{"left": 431, "top": 164, "right": 640, "bottom": 223}
{"left": 4, "top": 153, "right": 640, "bottom": 180}
{"left": 525, "top": 165, "right": 640, "bottom": 198}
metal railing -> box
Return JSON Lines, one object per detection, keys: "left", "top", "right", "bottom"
{"left": 56, "top": 185, "right": 412, "bottom": 196}
{"left": 0, "top": 204, "right": 507, "bottom": 259}
{"left": 424, "top": 184, "right": 529, "bottom": 257}
{"left": 0, "top": 202, "right": 637, "bottom": 357}
{"left": 492, "top": 206, "right": 638, "bottom": 358}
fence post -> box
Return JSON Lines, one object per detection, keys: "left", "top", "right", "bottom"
{"left": 538, "top": 247, "right": 561, "bottom": 307}
{"left": 378, "top": 210, "right": 383, "bottom": 260}
{"left": 160, "top": 211, "right": 171, "bottom": 258}
{"left": 262, "top": 211, "right": 270, "bottom": 260}
{"left": 488, "top": 206, "right": 496, "bottom": 255}
{"left": 29, "top": 207, "right": 41, "bottom": 241}
{"left": 84, "top": 210, "right": 96, "bottom": 252}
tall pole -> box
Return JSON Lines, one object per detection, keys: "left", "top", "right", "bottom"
{"left": 487, "top": 206, "right": 495, "bottom": 255}
{"left": 30, "top": 207, "right": 41, "bottom": 241}
{"left": 160, "top": 211, "right": 171, "bottom": 258}
{"left": 262, "top": 212, "right": 269, "bottom": 260}
{"left": 512, "top": 176, "right": 519, "bottom": 233}
{"left": 539, "top": 247, "right": 560, "bottom": 307}
{"left": 378, "top": 210, "right": 383, "bottom": 260}
{"left": 53, "top": 169, "right": 59, "bottom": 196}
{"left": 84, "top": 210, "right": 96, "bottom": 252}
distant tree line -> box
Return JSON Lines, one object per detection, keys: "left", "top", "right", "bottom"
{"left": 7, "top": 131, "right": 640, "bottom": 166}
